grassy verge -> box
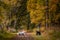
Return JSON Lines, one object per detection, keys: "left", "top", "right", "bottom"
{"left": 0, "top": 31, "right": 16, "bottom": 40}
{"left": 49, "top": 31, "right": 60, "bottom": 40}
{"left": 31, "top": 30, "right": 60, "bottom": 40}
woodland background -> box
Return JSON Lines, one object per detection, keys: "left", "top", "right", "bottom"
{"left": 0, "top": 0, "right": 60, "bottom": 40}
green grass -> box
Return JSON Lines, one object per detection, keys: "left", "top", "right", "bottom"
{"left": 0, "top": 31, "right": 16, "bottom": 40}
{"left": 33, "top": 36, "right": 46, "bottom": 40}
{"left": 0, "top": 29, "right": 60, "bottom": 40}
{"left": 49, "top": 31, "right": 60, "bottom": 40}
{"left": 31, "top": 30, "right": 60, "bottom": 40}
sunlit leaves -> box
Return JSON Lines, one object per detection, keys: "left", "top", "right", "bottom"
{"left": 3, "top": 0, "right": 17, "bottom": 6}
{"left": 27, "top": 0, "right": 45, "bottom": 24}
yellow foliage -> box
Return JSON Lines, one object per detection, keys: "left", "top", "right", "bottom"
{"left": 27, "top": 0, "right": 45, "bottom": 24}
{"left": 3, "top": 0, "right": 17, "bottom": 6}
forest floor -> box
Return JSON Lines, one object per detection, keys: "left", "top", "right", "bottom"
{"left": 0, "top": 26, "right": 60, "bottom": 40}
{"left": 11, "top": 26, "right": 60, "bottom": 40}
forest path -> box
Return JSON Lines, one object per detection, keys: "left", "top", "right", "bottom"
{"left": 11, "top": 26, "right": 60, "bottom": 40}
{"left": 11, "top": 33, "right": 35, "bottom": 40}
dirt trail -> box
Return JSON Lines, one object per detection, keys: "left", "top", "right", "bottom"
{"left": 11, "top": 33, "right": 34, "bottom": 40}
